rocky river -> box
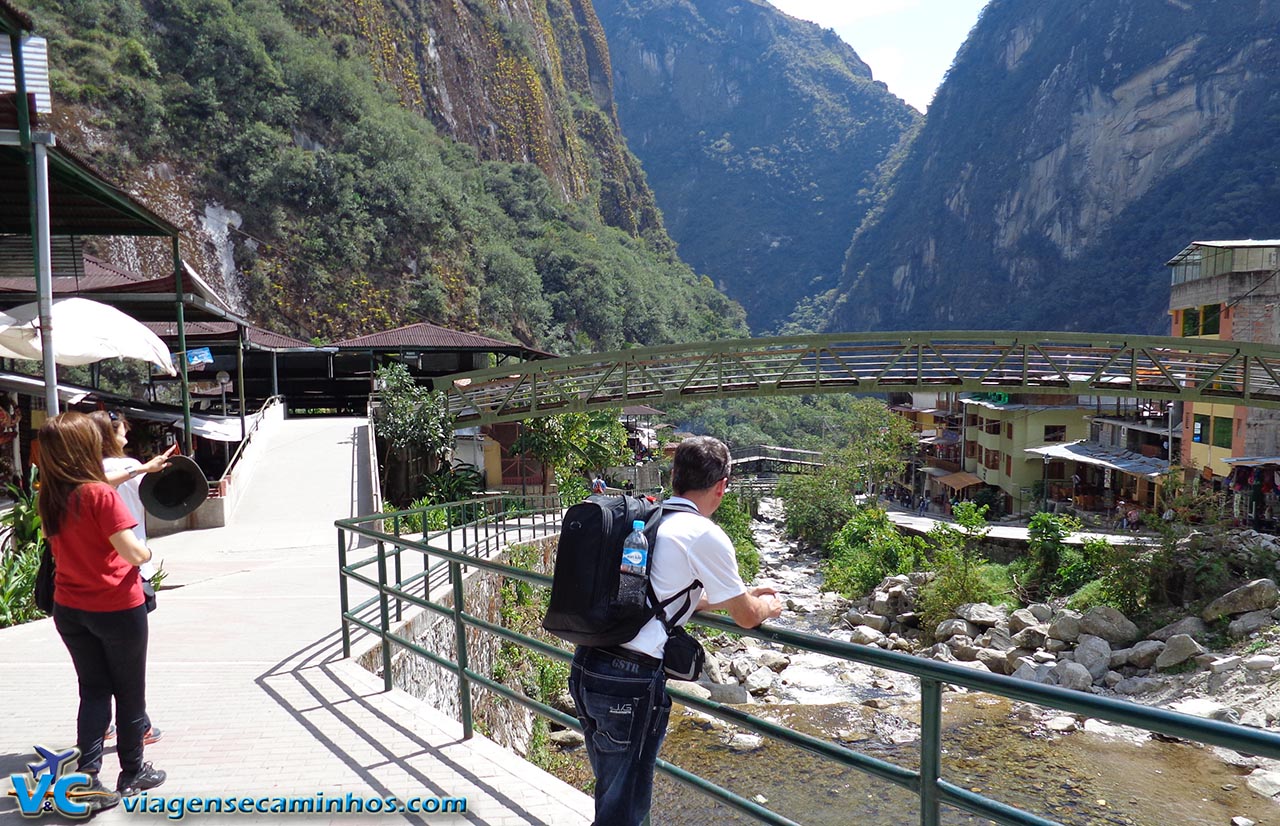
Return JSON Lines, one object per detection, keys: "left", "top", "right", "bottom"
{"left": 646, "top": 500, "right": 1280, "bottom": 826}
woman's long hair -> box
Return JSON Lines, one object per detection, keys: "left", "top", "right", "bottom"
{"left": 88, "top": 410, "right": 126, "bottom": 459}
{"left": 37, "top": 412, "right": 107, "bottom": 537}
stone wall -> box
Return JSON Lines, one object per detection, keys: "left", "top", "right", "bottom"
{"left": 356, "top": 535, "right": 558, "bottom": 756}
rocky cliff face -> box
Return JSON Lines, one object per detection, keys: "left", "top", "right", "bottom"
{"left": 277, "top": 0, "right": 663, "bottom": 238}
{"left": 595, "top": 0, "right": 919, "bottom": 332}
{"left": 831, "top": 0, "right": 1280, "bottom": 335}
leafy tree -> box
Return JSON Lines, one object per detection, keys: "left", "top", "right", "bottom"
{"left": 511, "top": 412, "right": 630, "bottom": 495}
{"left": 374, "top": 363, "right": 453, "bottom": 505}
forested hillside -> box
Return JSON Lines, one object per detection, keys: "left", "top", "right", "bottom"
{"left": 829, "top": 0, "right": 1280, "bottom": 335}
{"left": 594, "top": 0, "right": 919, "bottom": 333}
{"left": 23, "top": 0, "right": 746, "bottom": 351}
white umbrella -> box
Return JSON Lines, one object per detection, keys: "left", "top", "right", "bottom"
{"left": 0, "top": 297, "right": 177, "bottom": 375}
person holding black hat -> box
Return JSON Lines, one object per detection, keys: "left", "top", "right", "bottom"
{"left": 37, "top": 411, "right": 168, "bottom": 811}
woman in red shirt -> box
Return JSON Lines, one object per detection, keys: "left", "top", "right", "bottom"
{"left": 38, "top": 412, "right": 167, "bottom": 811}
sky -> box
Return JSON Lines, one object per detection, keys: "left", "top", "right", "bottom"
{"left": 767, "top": 0, "right": 990, "bottom": 111}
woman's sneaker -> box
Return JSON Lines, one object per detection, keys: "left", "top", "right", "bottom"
{"left": 143, "top": 725, "right": 163, "bottom": 745}
{"left": 116, "top": 763, "right": 166, "bottom": 797}
{"left": 78, "top": 775, "right": 121, "bottom": 812}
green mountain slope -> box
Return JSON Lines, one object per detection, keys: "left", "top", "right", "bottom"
{"left": 829, "top": 0, "right": 1280, "bottom": 335}
{"left": 23, "top": 0, "right": 745, "bottom": 351}
{"left": 594, "top": 0, "right": 919, "bottom": 333}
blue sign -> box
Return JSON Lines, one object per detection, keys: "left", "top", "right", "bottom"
{"left": 9, "top": 745, "right": 92, "bottom": 818}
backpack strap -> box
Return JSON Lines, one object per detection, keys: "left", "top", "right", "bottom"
{"left": 643, "top": 500, "right": 707, "bottom": 637}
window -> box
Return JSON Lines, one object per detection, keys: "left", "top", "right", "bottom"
{"left": 1193, "top": 414, "right": 1209, "bottom": 443}
{"left": 1181, "top": 307, "right": 1200, "bottom": 337}
{"left": 1005, "top": 422, "right": 1013, "bottom": 439}
{"left": 1044, "top": 425, "right": 1067, "bottom": 442}
{"left": 1005, "top": 455, "right": 1012, "bottom": 476}
{"left": 1202, "top": 304, "right": 1221, "bottom": 335}
{"left": 1213, "top": 416, "right": 1233, "bottom": 449}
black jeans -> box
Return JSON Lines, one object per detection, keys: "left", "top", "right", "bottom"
{"left": 569, "top": 646, "right": 671, "bottom": 826}
{"left": 53, "top": 602, "right": 149, "bottom": 775}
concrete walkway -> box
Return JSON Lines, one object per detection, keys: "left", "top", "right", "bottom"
{"left": 0, "top": 417, "right": 591, "bottom": 825}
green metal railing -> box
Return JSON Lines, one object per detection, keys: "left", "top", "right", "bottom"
{"left": 435, "top": 331, "right": 1280, "bottom": 425}
{"left": 337, "top": 498, "right": 1280, "bottom": 826}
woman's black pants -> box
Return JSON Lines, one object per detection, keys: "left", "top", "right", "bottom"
{"left": 53, "top": 602, "right": 149, "bottom": 776}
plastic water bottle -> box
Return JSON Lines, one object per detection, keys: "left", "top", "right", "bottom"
{"left": 616, "top": 520, "right": 649, "bottom": 608}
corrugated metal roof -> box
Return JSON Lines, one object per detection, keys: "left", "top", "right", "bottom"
{"left": 1024, "top": 440, "right": 1168, "bottom": 478}
{"left": 145, "top": 321, "right": 315, "bottom": 351}
{"left": 0, "top": 36, "right": 49, "bottom": 112}
{"left": 333, "top": 322, "right": 553, "bottom": 356}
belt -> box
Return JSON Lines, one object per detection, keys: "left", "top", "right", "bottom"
{"left": 596, "top": 645, "right": 662, "bottom": 669}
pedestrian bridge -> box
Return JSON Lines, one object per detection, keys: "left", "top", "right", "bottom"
{"left": 437, "top": 331, "right": 1280, "bottom": 424}
{"left": 730, "top": 444, "right": 825, "bottom": 475}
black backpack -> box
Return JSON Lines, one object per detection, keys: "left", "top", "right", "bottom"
{"left": 542, "top": 495, "right": 700, "bottom": 647}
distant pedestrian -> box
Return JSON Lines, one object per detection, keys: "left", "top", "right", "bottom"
{"left": 918, "top": 497, "right": 928, "bottom": 516}
{"left": 591, "top": 475, "right": 606, "bottom": 495}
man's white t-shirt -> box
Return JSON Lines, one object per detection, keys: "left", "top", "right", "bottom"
{"left": 623, "top": 496, "right": 747, "bottom": 659}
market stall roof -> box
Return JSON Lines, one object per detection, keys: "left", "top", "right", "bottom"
{"left": 920, "top": 466, "right": 950, "bottom": 477}
{"left": 333, "top": 321, "right": 554, "bottom": 360}
{"left": 1222, "top": 456, "right": 1280, "bottom": 468}
{"left": 920, "top": 430, "right": 960, "bottom": 446}
{"left": 937, "top": 471, "right": 983, "bottom": 490}
{"left": 1023, "top": 440, "right": 1169, "bottom": 479}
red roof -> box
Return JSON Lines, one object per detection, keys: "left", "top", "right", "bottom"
{"left": 145, "top": 321, "right": 314, "bottom": 351}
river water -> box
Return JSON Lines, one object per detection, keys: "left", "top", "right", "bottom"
{"left": 648, "top": 500, "right": 1278, "bottom": 825}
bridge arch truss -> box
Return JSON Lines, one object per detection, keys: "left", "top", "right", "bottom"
{"left": 437, "top": 331, "right": 1280, "bottom": 425}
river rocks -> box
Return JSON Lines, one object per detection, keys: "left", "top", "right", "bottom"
{"left": 1007, "top": 608, "right": 1040, "bottom": 633}
{"left": 702, "top": 680, "right": 751, "bottom": 704}
{"left": 956, "top": 602, "right": 1007, "bottom": 626}
{"left": 1201, "top": 579, "right": 1279, "bottom": 622}
{"left": 1053, "top": 661, "right": 1094, "bottom": 691}
{"left": 1148, "top": 616, "right": 1208, "bottom": 642}
{"left": 1080, "top": 606, "right": 1140, "bottom": 644}
{"left": 850, "top": 626, "right": 887, "bottom": 646}
{"left": 936, "top": 618, "right": 979, "bottom": 640}
{"left": 548, "top": 729, "right": 585, "bottom": 749}
{"left": 1244, "top": 654, "right": 1278, "bottom": 670}
{"left": 1048, "top": 610, "right": 1083, "bottom": 642}
{"left": 758, "top": 650, "right": 791, "bottom": 672}
{"left": 975, "top": 648, "right": 1011, "bottom": 674}
{"left": 1011, "top": 625, "right": 1048, "bottom": 649}
{"left": 743, "top": 666, "right": 776, "bottom": 695}
{"left": 1125, "top": 640, "right": 1166, "bottom": 669}
{"left": 669, "top": 680, "right": 713, "bottom": 701}
{"left": 1246, "top": 768, "right": 1280, "bottom": 798}
{"left": 1228, "top": 610, "right": 1273, "bottom": 639}
{"left": 1156, "top": 634, "right": 1206, "bottom": 669}
{"left": 1074, "top": 635, "right": 1113, "bottom": 681}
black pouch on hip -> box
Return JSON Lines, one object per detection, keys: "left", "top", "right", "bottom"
{"left": 662, "top": 626, "right": 706, "bottom": 681}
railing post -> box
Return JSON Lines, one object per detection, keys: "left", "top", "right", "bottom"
{"left": 376, "top": 539, "right": 393, "bottom": 692}
{"left": 919, "top": 678, "right": 942, "bottom": 826}
{"left": 338, "top": 528, "right": 351, "bottom": 658}
{"left": 450, "top": 559, "right": 474, "bottom": 740}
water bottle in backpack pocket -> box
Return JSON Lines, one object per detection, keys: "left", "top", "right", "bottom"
{"left": 616, "top": 520, "right": 649, "bottom": 608}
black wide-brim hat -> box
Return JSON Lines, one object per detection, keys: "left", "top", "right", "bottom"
{"left": 139, "top": 455, "right": 209, "bottom": 521}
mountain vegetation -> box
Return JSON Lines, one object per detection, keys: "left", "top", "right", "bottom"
{"left": 24, "top": 0, "right": 746, "bottom": 352}
{"left": 593, "top": 0, "right": 919, "bottom": 333}
{"left": 828, "top": 0, "right": 1280, "bottom": 336}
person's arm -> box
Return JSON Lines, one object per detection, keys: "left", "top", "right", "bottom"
{"left": 703, "top": 585, "right": 782, "bottom": 629}
{"left": 109, "top": 528, "right": 152, "bottom": 567}
{"left": 104, "top": 445, "right": 177, "bottom": 487}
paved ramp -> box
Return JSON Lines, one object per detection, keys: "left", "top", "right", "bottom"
{"left": 0, "top": 417, "right": 591, "bottom": 825}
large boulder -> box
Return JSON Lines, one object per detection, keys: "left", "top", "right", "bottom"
{"left": 1155, "top": 634, "right": 1205, "bottom": 670}
{"left": 1047, "top": 610, "right": 1083, "bottom": 642}
{"left": 1079, "top": 606, "right": 1139, "bottom": 644}
{"left": 1125, "top": 640, "right": 1166, "bottom": 669}
{"left": 1007, "top": 608, "right": 1041, "bottom": 633}
{"left": 1011, "top": 625, "right": 1048, "bottom": 649}
{"left": 1052, "top": 660, "right": 1094, "bottom": 691}
{"left": 955, "top": 603, "right": 1008, "bottom": 627}
{"left": 1073, "top": 635, "right": 1113, "bottom": 682}
{"left": 1228, "top": 609, "right": 1273, "bottom": 639}
{"left": 850, "top": 626, "right": 887, "bottom": 646}
{"left": 935, "top": 618, "right": 979, "bottom": 640}
{"left": 1147, "top": 616, "right": 1208, "bottom": 642}
{"left": 976, "top": 627, "right": 1015, "bottom": 652}
{"left": 1201, "top": 579, "right": 1280, "bottom": 621}
{"left": 975, "top": 648, "right": 1012, "bottom": 675}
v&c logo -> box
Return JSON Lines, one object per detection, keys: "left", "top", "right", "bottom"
{"left": 7, "top": 745, "right": 93, "bottom": 819}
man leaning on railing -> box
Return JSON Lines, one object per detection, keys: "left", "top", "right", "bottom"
{"left": 568, "top": 436, "right": 784, "bottom": 826}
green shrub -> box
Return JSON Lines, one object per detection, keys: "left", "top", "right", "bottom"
{"left": 918, "top": 545, "right": 1000, "bottom": 641}
{"left": 1065, "top": 579, "right": 1113, "bottom": 612}
{"left": 823, "top": 508, "right": 925, "bottom": 597}
{"left": 714, "top": 492, "right": 760, "bottom": 582}
{"left": 0, "top": 471, "right": 46, "bottom": 627}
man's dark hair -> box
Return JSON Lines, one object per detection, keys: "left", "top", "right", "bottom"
{"left": 672, "top": 436, "right": 730, "bottom": 495}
